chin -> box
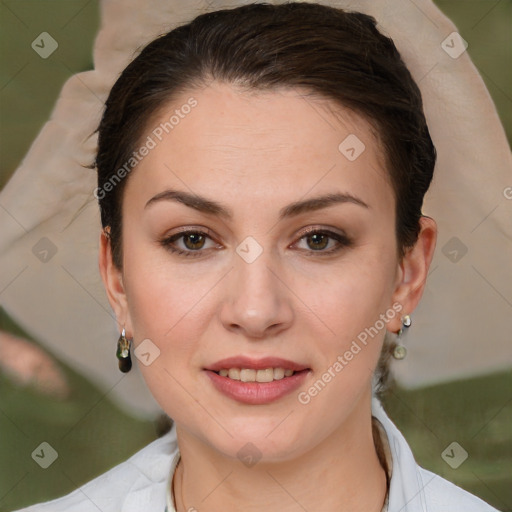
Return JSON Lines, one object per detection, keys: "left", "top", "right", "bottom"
{"left": 200, "top": 413, "right": 313, "bottom": 462}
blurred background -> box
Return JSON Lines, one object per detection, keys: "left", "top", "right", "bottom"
{"left": 0, "top": 1, "right": 511, "bottom": 510}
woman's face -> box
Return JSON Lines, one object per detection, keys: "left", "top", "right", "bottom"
{"left": 108, "top": 82, "right": 407, "bottom": 461}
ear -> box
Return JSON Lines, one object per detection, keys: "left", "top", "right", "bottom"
{"left": 98, "top": 229, "right": 133, "bottom": 336}
{"left": 387, "top": 216, "right": 437, "bottom": 333}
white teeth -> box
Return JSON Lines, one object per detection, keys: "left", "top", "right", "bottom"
{"left": 240, "top": 369, "right": 256, "bottom": 382}
{"left": 273, "top": 368, "right": 285, "bottom": 380}
{"left": 256, "top": 368, "right": 274, "bottom": 383}
{"left": 216, "top": 367, "right": 297, "bottom": 382}
{"left": 228, "top": 368, "right": 240, "bottom": 380}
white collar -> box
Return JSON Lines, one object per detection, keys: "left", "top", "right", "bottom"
{"left": 165, "top": 448, "right": 181, "bottom": 512}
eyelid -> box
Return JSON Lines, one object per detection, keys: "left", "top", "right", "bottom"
{"left": 293, "top": 225, "right": 351, "bottom": 245}
{"left": 159, "top": 225, "right": 220, "bottom": 244}
{"left": 295, "top": 225, "right": 348, "bottom": 238}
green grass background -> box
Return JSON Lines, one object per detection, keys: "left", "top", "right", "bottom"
{"left": 0, "top": 1, "right": 511, "bottom": 510}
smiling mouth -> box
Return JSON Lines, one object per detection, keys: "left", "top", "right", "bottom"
{"left": 212, "top": 368, "right": 308, "bottom": 382}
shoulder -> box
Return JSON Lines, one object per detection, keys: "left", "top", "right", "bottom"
{"left": 13, "top": 425, "right": 178, "bottom": 512}
{"left": 416, "top": 466, "right": 499, "bottom": 512}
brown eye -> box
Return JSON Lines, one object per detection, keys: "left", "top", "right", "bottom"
{"left": 293, "top": 228, "right": 353, "bottom": 255}
{"left": 160, "top": 229, "right": 219, "bottom": 258}
{"left": 183, "top": 232, "right": 206, "bottom": 250}
{"left": 306, "top": 232, "right": 329, "bottom": 251}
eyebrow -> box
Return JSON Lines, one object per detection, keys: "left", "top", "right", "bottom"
{"left": 145, "top": 188, "right": 369, "bottom": 220}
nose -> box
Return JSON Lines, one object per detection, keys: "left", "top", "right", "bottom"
{"left": 219, "top": 248, "right": 294, "bottom": 340}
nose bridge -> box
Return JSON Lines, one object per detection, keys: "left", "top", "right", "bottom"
{"left": 236, "top": 249, "right": 276, "bottom": 304}
{"left": 220, "top": 240, "right": 293, "bottom": 337}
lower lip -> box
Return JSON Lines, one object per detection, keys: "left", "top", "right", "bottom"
{"left": 204, "top": 370, "right": 310, "bottom": 405}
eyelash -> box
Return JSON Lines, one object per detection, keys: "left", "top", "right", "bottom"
{"left": 159, "top": 227, "right": 352, "bottom": 259}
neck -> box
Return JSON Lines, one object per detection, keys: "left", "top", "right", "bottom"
{"left": 172, "top": 394, "right": 387, "bottom": 512}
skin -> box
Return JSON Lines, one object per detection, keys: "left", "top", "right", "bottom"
{"left": 99, "top": 81, "right": 437, "bottom": 512}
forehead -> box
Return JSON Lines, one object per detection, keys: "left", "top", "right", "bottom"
{"left": 126, "top": 81, "right": 392, "bottom": 213}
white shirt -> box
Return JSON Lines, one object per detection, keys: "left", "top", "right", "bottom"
{"left": 14, "top": 399, "right": 497, "bottom": 512}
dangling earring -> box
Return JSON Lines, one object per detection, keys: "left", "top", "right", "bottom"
{"left": 116, "top": 328, "right": 132, "bottom": 373}
{"left": 393, "top": 314, "right": 411, "bottom": 360}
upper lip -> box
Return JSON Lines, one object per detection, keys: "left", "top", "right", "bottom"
{"left": 205, "top": 356, "right": 309, "bottom": 372}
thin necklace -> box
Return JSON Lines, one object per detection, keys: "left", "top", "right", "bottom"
{"left": 167, "top": 456, "right": 389, "bottom": 512}
{"left": 173, "top": 458, "right": 184, "bottom": 512}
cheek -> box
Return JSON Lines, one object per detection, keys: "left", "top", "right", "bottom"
{"left": 290, "top": 240, "right": 398, "bottom": 410}
{"left": 122, "top": 252, "right": 217, "bottom": 419}
{"left": 295, "top": 239, "right": 398, "bottom": 346}
{"left": 290, "top": 250, "right": 397, "bottom": 432}
{"left": 121, "top": 214, "right": 222, "bottom": 338}
{"left": 123, "top": 256, "right": 219, "bottom": 351}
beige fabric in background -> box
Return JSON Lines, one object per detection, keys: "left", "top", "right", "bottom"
{"left": 0, "top": 0, "right": 510, "bottom": 418}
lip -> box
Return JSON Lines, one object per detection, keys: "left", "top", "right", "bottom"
{"left": 204, "top": 368, "right": 310, "bottom": 405}
{"left": 204, "top": 356, "right": 309, "bottom": 372}
{"left": 203, "top": 356, "right": 311, "bottom": 405}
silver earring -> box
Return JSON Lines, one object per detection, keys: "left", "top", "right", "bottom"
{"left": 393, "top": 314, "right": 411, "bottom": 360}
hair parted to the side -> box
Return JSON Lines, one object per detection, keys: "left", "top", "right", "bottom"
{"left": 95, "top": 1, "right": 436, "bottom": 393}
